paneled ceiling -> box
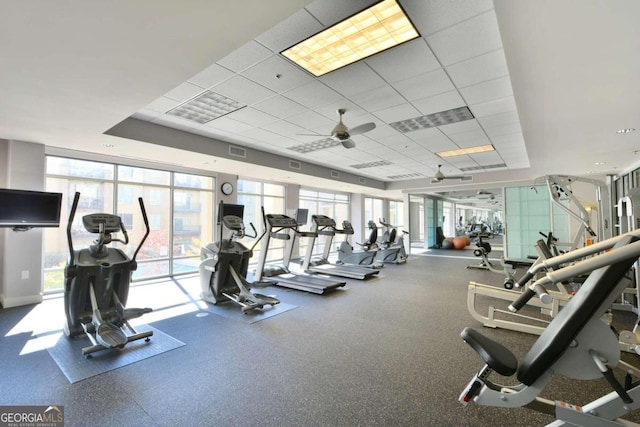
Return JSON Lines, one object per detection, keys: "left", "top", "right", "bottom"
{"left": 1, "top": 0, "right": 639, "bottom": 199}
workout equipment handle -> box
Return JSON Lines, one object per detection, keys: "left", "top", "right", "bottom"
{"left": 509, "top": 283, "right": 551, "bottom": 312}
{"left": 132, "top": 197, "right": 150, "bottom": 262}
{"left": 66, "top": 192, "right": 81, "bottom": 267}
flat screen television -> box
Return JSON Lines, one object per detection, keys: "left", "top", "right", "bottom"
{"left": 0, "top": 188, "right": 63, "bottom": 228}
{"left": 217, "top": 203, "right": 244, "bottom": 223}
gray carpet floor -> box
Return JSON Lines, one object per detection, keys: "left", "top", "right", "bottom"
{"left": 1, "top": 254, "right": 640, "bottom": 426}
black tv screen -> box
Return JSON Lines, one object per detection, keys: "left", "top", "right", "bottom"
{"left": 217, "top": 203, "right": 244, "bottom": 223}
{"left": 0, "top": 188, "right": 63, "bottom": 228}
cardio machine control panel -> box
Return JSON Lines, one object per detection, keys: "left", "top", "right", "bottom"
{"left": 341, "top": 220, "right": 355, "bottom": 235}
{"left": 266, "top": 214, "right": 298, "bottom": 228}
{"left": 82, "top": 214, "right": 122, "bottom": 233}
{"left": 222, "top": 215, "right": 244, "bottom": 231}
{"left": 312, "top": 215, "right": 336, "bottom": 227}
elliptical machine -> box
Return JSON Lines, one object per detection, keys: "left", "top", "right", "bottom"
{"left": 375, "top": 218, "right": 407, "bottom": 264}
{"left": 337, "top": 220, "right": 382, "bottom": 268}
{"left": 199, "top": 202, "right": 279, "bottom": 313}
{"left": 64, "top": 192, "right": 153, "bottom": 358}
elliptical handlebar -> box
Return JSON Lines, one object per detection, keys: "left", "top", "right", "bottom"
{"left": 67, "top": 192, "right": 81, "bottom": 268}
{"left": 132, "top": 197, "right": 150, "bottom": 263}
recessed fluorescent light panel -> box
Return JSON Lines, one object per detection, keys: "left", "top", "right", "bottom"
{"left": 350, "top": 160, "right": 392, "bottom": 169}
{"left": 167, "top": 91, "right": 245, "bottom": 124}
{"left": 288, "top": 138, "right": 342, "bottom": 153}
{"left": 437, "top": 144, "right": 495, "bottom": 158}
{"left": 281, "top": 0, "right": 419, "bottom": 77}
{"left": 389, "top": 107, "right": 475, "bottom": 133}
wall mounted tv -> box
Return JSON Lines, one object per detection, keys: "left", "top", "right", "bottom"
{"left": 0, "top": 188, "right": 63, "bottom": 228}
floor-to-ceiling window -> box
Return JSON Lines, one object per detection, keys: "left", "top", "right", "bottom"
{"left": 364, "top": 197, "right": 384, "bottom": 240}
{"left": 237, "top": 179, "right": 285, "bottom": 264}
{"left": 299, "top": 189, "right": 349, "bottom": 257}
{"left": 44, "top": 156, "right": 214, "bottom": 292}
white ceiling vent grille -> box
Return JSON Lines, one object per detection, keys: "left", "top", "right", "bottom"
{"left": 350, "top": 160, "right": 392, "bottom": 169}
{"left": 331, "top": 170, "right": 340, "bottom": 178}
{"left": 387, "top": 172, "right": 423, "bottom": 179}
{"left": 289, "top": 160, "right": 302, "bottom": 170}
{"left": 167, "top": 91, "right": 245, "bottom": 124}
{"left": 359, "top": 177, "right": 367, "bottom": 184}
{"left": 229, "top": 146, "right": 246, "bottom": 158}
{"left": 389, "top": 106, "right": 474, "bottom": 133}
{"left": 459, "top": 163, "right": 507, "bottom": 172}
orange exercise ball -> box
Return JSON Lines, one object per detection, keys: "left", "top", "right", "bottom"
{"left": 452, "top": 237, "right": 467, "bottom": 250}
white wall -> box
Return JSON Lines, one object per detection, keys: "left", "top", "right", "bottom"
{"left": 0, "top": 140, "right": 46, "bottom": 308}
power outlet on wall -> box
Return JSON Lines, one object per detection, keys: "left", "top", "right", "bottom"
{"left": 21, "top": 270, "right": 29, "bottom": 280}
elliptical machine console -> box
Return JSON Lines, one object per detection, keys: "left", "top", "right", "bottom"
{"left": 63, "top": 192, "right": 152, "bottom": 357}
{"left": 199, "top": 202, "right": 279, "bottom": 313}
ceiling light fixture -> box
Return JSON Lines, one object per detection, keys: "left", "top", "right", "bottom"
{"left": 167, "top": 91, "right": 245, "bottom": 124}
{"left": 437, "top": 144, "right": 495, "bottom": 158}
{"left": 281, "top": 0, "right": 419, "bottom": 77}
{"left": 350, "top": 160, "right": 392, "bottom": 169}
{"left": 616, "top": 128, "right": 636, "bottom": 134}
{"left": 288, "top": 138, "right": 342, "bottom": 153}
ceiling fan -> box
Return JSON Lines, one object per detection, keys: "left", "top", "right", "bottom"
{"left": 431, "top": 165, "right": 472, "bottom": 183}
{"left": 300, "top": 108, "right": 376, "bottom": 149}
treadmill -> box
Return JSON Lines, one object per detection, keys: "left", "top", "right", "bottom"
{"left": 254, "top": 209, "right": 346, "bottom": 295}
{"left": 302, "top": 215, "right": 379, "bottom": 280}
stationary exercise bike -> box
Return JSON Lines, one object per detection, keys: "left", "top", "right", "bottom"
{"left": 199, "top": 202, "right": 279, "bottom": 313}
{"left": 63, "top": 192, "right": 153, "bottom": 357}
{"left": 375, "top": 218, "right": 407, "bottom": 264}
{"left": 337, "top": 220, "right": 382, "bottom": 268}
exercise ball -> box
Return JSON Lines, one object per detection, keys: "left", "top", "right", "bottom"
{"left": 441, "top": 238, "right": 454, "bottom": 249}
{"left": 462, "top": 236, "right": 471, "bottom": 246}
{"left": 452, "top": 237, "right": 467, "bottom": 250}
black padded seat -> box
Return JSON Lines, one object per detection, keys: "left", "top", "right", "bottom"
{"left": 461, "top": 327, "right": 517, "bottom": 376}
{"left": 517, "top": 235, "right": 639, "bottom": 386}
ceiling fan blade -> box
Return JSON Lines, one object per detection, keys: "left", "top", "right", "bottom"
{"left": 341, "top": 139, "right": 356, "bottom": 149}
{"left": 348, "top": 122, "right": 376, "bottom": 136}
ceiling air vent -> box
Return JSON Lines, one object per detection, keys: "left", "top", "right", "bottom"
{"left": 229, "top": 146, "right": 246, "bottom": 158}
{"left": 289, "top": 160, "right": 302, "bottom": 170}
{"left": 331, "top": 170, "right": 340, "bottom": 179}
{"left": 359, "top": 177, "right": 367, "bottom": 184}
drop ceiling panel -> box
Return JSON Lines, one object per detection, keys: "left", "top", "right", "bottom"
{"left": 319, "top": 62, "right": 387, "bottom": 98}
{"left": 226, "top": 107, "right": 279, "bottom": 126}
{"left": 187, "top": 64, "right": 235, "bottom": 89}
{"left": 426, "top": 11, "right": 503, "bottom": 67}
{"left": 252, "top": 95, "right": 305, "bottom": 119}
{"left": 285, "top": 108, "right": 336, "bottom": 133}
{"left": 401, "top": 0, "right": 494, "bottom": 37}
{"left": 469, "top": 150, "right": 503, "bottom": 164}
{"left": 374, "top": 103, "right": 421, "bottom": 124}
{"left": 163, "top": 82, "right": 205, "bottom": 102}
{"left": 447, "top": 130, "right": 490, "bottom": 146}
{"left": 365, "top": 39, "right": 440, "bottom": 83}
{"left": 483, "top": 121, "right": 523, "bottom": 138}
{"left": 411, "top": 90, "right": 466, "bottom": 116}
{"left": 477, "top": 110, "right": 520, "bottom": 128}
{"left": 203, "top": 116, "right": 254, "bottom": 134}
{"left": 255, "top": 9, "right": 324, "bottom": 52}
{"left": 242, "top": 54, "right": 314, "bottom": 93}
{"left": 314, "top": 99, "right": 368, "bottom": 121}
{"left": 282, "top": 80, "right": 343, "bottom": 108}
{"left": 459, "top": 76, "right": 513, "bottom": 105}
{"left": 470, "top": 96, "right": 517, "bottom": 118}
{"left": 392, "top": 68, "right": 455, "bottom": 102}
{"left": 144, "top": 97, "right": 180, "bottom": 113}
{"left": 216, "top": 40, "right": 274, "bottom": 73}
{"left": 262, "top": 119, "right": 309, "bottom": 137}
{"left": 305, "top": 0, "right": 378, "bottom": 26}
{"left": 213, "top": 75, "right": 276, "bottom": 105}
{"left": 446, "top": 49, "right": 509, "bottom": 88}
{"left": 350, "top": 85, "right": 406, "bottom": 112}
